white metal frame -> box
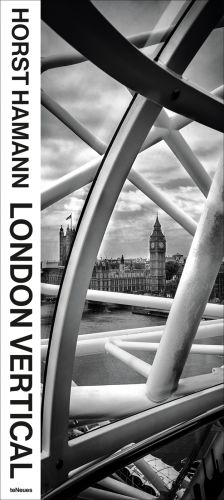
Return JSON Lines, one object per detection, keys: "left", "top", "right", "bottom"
{"left": 41, "top": 0, "right": 224, "bottom": 496}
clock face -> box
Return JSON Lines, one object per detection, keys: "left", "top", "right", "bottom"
{"left": 151, "top": 242, "right": 155, "bottom": 249}
{"left": 159, "top": 242, "right": 164, "bottom": 249}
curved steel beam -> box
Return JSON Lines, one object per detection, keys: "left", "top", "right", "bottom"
{"left": 42, "top": 0, "right": 224, "bottom": 132}
{"left": 41, "top": 93, "right": 162, "bottom": 483}
{"left": 41, "top": 27, "right": 174, "bottom": 73}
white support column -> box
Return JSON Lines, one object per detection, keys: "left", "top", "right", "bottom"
{"left": 146, "top": 158, "right": 224, "bottom": 402}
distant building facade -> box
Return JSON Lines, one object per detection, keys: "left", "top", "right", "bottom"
{"left": 41, "top": 220, "right": 223, "bottom": 302}
{"left": 41, "top": 261, "right": 64, "bottom": 285}
{"left": 149, "top": 216, "right": 166, "bottom": 293}
{"left": 90, "top": 256, "right": 150, "bottom": 293}
{"left": 41, "top": 227, "right": 150, "bottom": 293}
{"left": 210, "top": 262, "right": 224, "bottom": 302}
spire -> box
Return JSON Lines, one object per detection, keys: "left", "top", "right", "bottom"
{"left": 154, "top": 214, "right": 161, "bottom": 229}
{"left": 121, "top": 254, "right": 124, "bottom": 264}
{"left": 150, "top": 214, "right": 165, "bottom": 240}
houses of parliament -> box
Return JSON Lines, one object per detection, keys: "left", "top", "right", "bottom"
{"left": 41, "top": 214, "right": 224, "bottom": 301}
{"left": 41, "top": 216, "right": 167, "bottom": 295}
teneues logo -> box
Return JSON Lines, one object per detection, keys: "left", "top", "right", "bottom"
{"left": 10, "top": 488, "right": 33, "bottom": 493}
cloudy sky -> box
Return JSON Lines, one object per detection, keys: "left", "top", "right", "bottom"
{"left": 41, "top": 0, "right": 223, "bottom": 262}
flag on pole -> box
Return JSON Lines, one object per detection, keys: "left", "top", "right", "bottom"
{"left": 66, "top": 214, "right": 72, "bottom": 220}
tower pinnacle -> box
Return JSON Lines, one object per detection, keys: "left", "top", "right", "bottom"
{"left": 154, "top": 214, "right": 161, "bottom": 229}
{"left": 149, "top": 216, "right": 166, "bottom": 293}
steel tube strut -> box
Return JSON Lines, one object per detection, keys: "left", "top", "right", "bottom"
{"left": 105, "top": 341, "right": 151, "bottom": 378}
{"left": 41, "top": 90, "right": 106, "bottom": 155}
{"left": 41, "top": 333, "right": 223, "bottom": 361}
{"left": 97, "top": 477, "right": 154, "bottom": 500}
{"left": 134, "top": 458, "right": 168, "bottom": 494}
{"left": 78, "top": 487, "right": 140, "bottom": 500}
{"left": 129, "top": 169, "right": 196, "bottom": 235}
{"left": 74, "top": 319, "right": 224, "bottom": 341}
{"left": 146, "top": 158, "right": 224, "bottom": 402}
{"left": 41, "top": 283, "right": 224, "bottom": 319}
{"left": 114, "top": 340, "right": 224, "bottom": 357}
{"left": 157, "top": 110, "right": 211, "bottom": 196}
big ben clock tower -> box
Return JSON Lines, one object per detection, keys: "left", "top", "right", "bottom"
{"left": 149, "top": 215, "right": 166, "bottom": 293}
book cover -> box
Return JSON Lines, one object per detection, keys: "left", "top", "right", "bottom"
{"left": 1, "top": 1, "right": 223, "bottom": 499}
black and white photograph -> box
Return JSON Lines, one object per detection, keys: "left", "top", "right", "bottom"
{"left": 1, "top": 1, "right": 224, "bottom": 499}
